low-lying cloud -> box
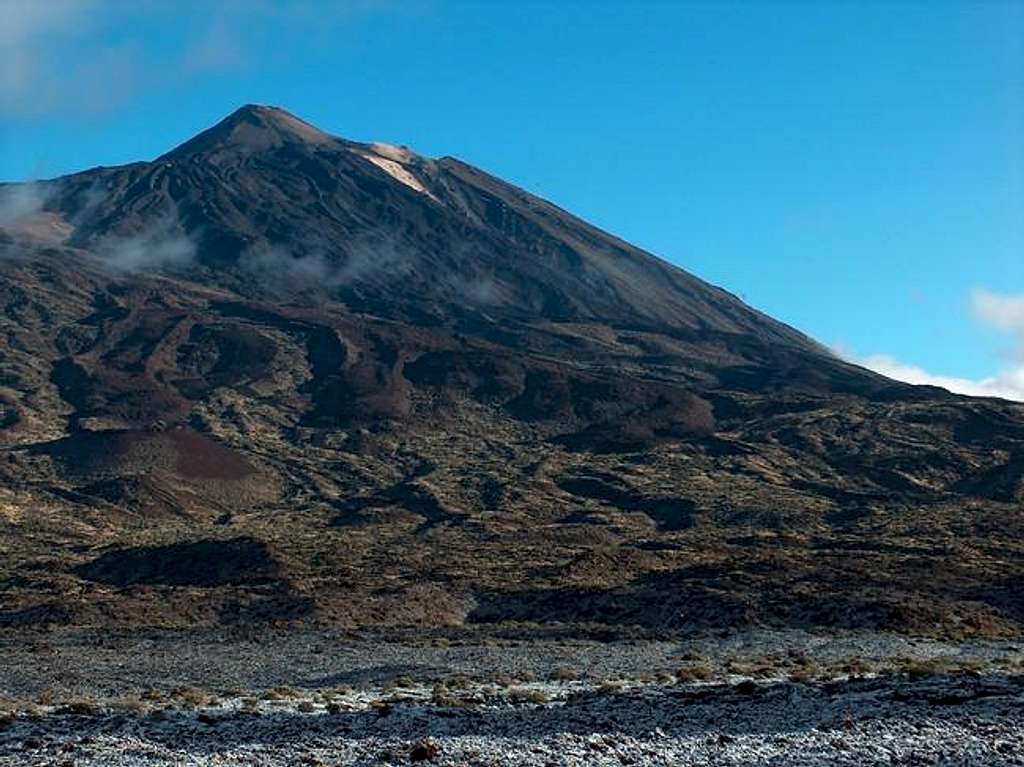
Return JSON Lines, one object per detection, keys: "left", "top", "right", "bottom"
{"left": 858, "top": 288, "right": 1024, "bottom": 402}
{"left": 95, "top": 213, "right": 197, "bottom": 271}
{"left": 239, "top": 231, "right": 415, "bottom": 292}
{"left": 0, "top": 182, "right": 51, "bottom": 226}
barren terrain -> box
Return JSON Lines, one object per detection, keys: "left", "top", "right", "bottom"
{"left": 1, "top": 630, "right": 1023, "bottom": 765}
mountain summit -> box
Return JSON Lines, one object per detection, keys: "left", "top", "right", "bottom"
{"left": 0, "top": 106, "right": 1022, "bottom": 635}
{"left": 160, "top": 104, "right": 337, "bottom": 158}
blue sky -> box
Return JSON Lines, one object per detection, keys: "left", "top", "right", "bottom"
{"left": 2, "top": 1, "right": 1022, "bottom": 398}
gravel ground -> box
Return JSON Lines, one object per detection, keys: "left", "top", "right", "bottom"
{"left": 1, "top": 628, "right": 1020, "bottom": 699}
{"left": 1, "top": 629, "right": 1022, "bottom": 765}
{"left": 1, "top": 675, "right": 1023, "bottom": 766}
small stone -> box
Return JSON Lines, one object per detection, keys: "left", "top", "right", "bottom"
{"left": 410, "top": 740, "right": 439, "bottom": 762}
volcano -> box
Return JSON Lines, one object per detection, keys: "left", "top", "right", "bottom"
{"left": 0, "top": 105, "right": 1021, "bottom": 636}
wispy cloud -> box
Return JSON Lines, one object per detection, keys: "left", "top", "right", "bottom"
{"left": 973, "top": 288, "right": 1024, "bottom": 341}
{"left": 0, "top": 1, "right": 95, "bottom": 117}
{"left": 0, "top": 182, "right": 51, "bottom": 226}
{"left": 0, "top": 1, "right": 142, "bottom": 118}
{"left": 0, "top": 1, "right": 400, "bottom": 119}
{"left": 95, "top": 212, "right": 196, "bottom": 271}
{"left": 240, "top": 231, "right": 415, "bottom": 291}
{"left": 857, "top": 288, "right": 1024, "bottom": 402}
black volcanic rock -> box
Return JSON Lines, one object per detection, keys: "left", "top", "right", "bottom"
{"left": 0, "top": 106, "right": 1021, "bottom": 636}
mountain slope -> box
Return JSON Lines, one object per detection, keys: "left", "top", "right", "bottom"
{"left": 33, "top": 107, "right": 835, "bottom": 345}
{"left": 0, "top": 106, "right": 1021, "bottom": 637}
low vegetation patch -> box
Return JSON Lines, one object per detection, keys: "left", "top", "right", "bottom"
{"left": 508, "top": 688, "right": 549, "bottom": 705}
{"left": 675, "top": 663, "right": 715, "bottom": 682}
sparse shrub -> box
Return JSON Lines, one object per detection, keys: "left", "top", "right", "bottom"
{"left": 726, "top": 657, "right": 776, "bottom": 678}
{"left": 110, "top": 697, "right": 146, "bottom": 715}
{"left": 549, "top": 668, "right": 579, "bottom": 682}
{"left": 431, "top": 688, "right": 466, "bottom": 708}
{"left": 171, "top": 687, "right": 210, "bottom": 708}
{"left": 431, "top": 638, "right": 451, "bottom": 648}
{"left": 903, "top": 659, "right": 942, "bottom": 679}
{"left": 789, "top": 666, "right": 819, "bottom": 684}
{"left": 675, "top": 664, "right": 714, "bottom": 683}
{"left": 508, "top": 688, "right": 549, "bottom": 705}
{"left": 840, "top": 658, "right": 872, "bottom": 676}
{"left": 261, "top": 686, "right": 299, "bottom": 701}
{"left": 952, "top": 658, "right": 985, "bottom": 676}
{"left": 446, "top": 675, "right": 471, "bottom": 689}
{"left": 60, "top": 699, "right": 101, "bottom": 717}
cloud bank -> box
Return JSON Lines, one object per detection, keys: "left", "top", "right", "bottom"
{"left": 859, "top": 289, "right": 1024, "bottom": 402}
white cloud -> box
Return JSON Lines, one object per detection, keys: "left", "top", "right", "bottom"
{"left": 96, "top": 212, "right": 196, "bottom": 271}
{"left": 972, "top": 289, "right": 1024, "bottom": 342}
{"left": 856, "top": 289, "right": 1024, "bottom": 402}
{"left": 861, "top": 354, "right": 1024, "bottom": 401}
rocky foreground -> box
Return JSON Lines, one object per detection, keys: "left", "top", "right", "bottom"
{"left": 1, "top": 673, "right": 1023, "bottom": 766}
{"left": 2, "top": 631, "right": 1023, "bottom": 765}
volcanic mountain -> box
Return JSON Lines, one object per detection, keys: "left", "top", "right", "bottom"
{"left": 0, "top": 105, "right": 1021, "bottom": 636}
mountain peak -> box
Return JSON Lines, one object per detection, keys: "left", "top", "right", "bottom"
{"left": 160, "top": 104, "right": 335, "bottom": 159}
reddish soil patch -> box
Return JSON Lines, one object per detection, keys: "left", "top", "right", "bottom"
{"left": 36, "top": 428, "right": 255, "bottom": 481}
{"left": 166, "top": 428, "right": 255, "bottom": 480}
